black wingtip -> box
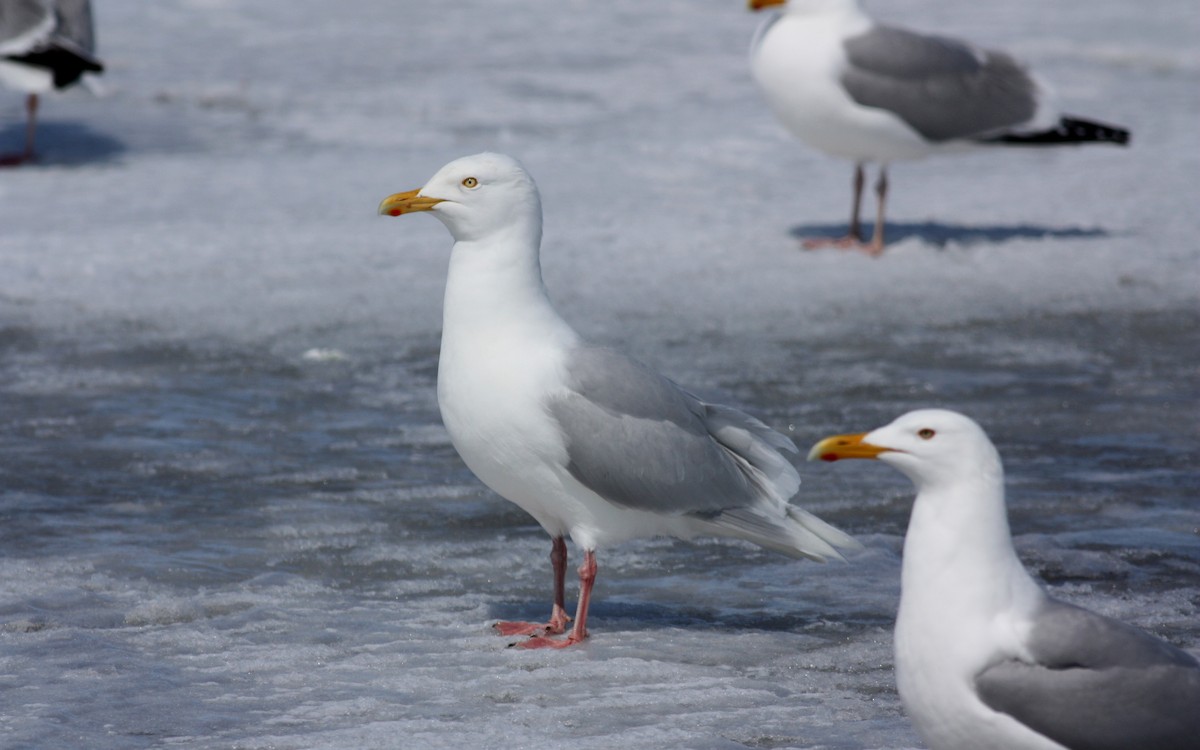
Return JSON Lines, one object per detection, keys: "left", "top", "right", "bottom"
{"left": 984, "top": 117, "right": 1131, "bottom": 147}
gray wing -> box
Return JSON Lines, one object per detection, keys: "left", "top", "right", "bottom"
{"left": 840, "top": 24, "right": 1039, "bottom": 142}
{"left": 547, "top": 347, "right": 854, "bottom": 560}
{"left": 0, "top": 0, "right": 54, "bottom": 54}
{"left": 51, "top": 0, "right": 97, "bottom": 57}
{"left": 548, "top": 346, "right": 796, "bottom": 517}
{"left": 975, "top": 598, "right": 1200, "bottom": 750}
{"left": 1, "top": 0, "right": 100, "bottom": 84}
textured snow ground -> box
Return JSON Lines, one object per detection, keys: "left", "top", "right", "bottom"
{"left": 1, "top": 1, "right": 1197, "bottom": 748}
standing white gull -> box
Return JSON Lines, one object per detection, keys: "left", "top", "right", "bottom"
{"left": 747, "top": 0, "right": 1130, "bottom": 254}
{"left": 809, "top": 410, "right": 1200, "bottom": 749}
{"left": 0, "top": 0, "right": 103, "bottom": 166}
{"left": 378, "top": 153, "right": 859, "bottom": 648}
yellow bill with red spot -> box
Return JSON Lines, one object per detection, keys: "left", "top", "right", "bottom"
{"left": 807, "top": 432, "right": 891, "bottom": 462}
{"left": 378, "top": 189, "right": 444, "bottom": 217}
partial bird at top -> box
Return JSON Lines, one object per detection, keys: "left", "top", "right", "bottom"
{"left": 378, "top": 152, "right": 860, "bottom": 648}
{"left": 0, "top": 0, "right": 103, "bottom": 166}
{"left": 810, "top": 410, "right": 1200, "bottom": 750}
{"left": 747, "top": 0, "right": 1129, "bottom": 255}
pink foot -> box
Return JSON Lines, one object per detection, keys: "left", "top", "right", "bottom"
{"left": 802, "top": 236, "right": 885, "bottom": 256}
{"left": 803, "top": 235, "right": 857, "bottom": 250}
{"left": 493, "top": 620, "right": 565, "bottom": 637}
{"left": 512, "top": 633, "right": 587, "bottom": 649}
{"left": 0, "top": 152, "right": 36, "bottom": 167}
{"left": 492, "top": 602, "right": 571, "bottom": 637}
{"left": 503, "top": 548, "right": 596, "bottom": 650}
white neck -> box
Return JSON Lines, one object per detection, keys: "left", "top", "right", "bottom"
{"left": 439, "top": 230, "right": 576, "bottom": 354}
{"left": 899, "top": 474, "right": 1042, "bottom": 626}
{"left": 786, "top": 0, "right": 866, "bottom": 20}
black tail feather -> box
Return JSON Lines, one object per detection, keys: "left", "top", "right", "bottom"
{"left": 984, "top": 117, "right": 1130, "bottom": 146}
{"left": 7, "top": 46, "right": 104, "bottom": 89}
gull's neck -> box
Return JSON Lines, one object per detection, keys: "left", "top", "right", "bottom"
{"left": 891, "top": 442, "right": 1047, "bottom": 748}
{"left": 786, "top": 0, "right": 868, "bottom": 22}
{"left": 440, "top": 223, "right": 575, "bottom": 350}
{"left": 899, "top": 469, "right": 1042, "bottom": 625}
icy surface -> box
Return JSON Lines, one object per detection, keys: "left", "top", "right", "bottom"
{"left": 1, "top": 1, "right": 1198, "bottom": 748}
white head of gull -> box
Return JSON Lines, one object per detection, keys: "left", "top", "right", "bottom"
{"left": 747, "top": 0, "right": 1129, "bottom": 254}
{"left": 379, "top": 152, "right": 860, "bottom": 648}
{"left": 809, "top": 409, "right": 1200, "bottom": 749}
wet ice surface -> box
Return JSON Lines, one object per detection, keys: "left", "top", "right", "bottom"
{"left": 1, "top": 1, "right": 1198, "bottom": 748}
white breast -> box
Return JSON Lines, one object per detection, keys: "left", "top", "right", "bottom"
{"left": 751, "top": 14, "right": 937, "bottom": 162}
{"left": 894, "top": 495, "right": 1065, "bottom": 750}
{"left": 437, "top": 302, "right": 580, "bottom": 532}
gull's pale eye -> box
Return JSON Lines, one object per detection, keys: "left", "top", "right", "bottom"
{"left": 918, "top": 428, "right": 936, "bottom": 440}
{"left": 461, "top": 177, "right": 479, "bottom": 188}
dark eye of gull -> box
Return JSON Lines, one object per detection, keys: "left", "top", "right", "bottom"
{"left": 918, "top": 428, "right": 935, "bottom": 440}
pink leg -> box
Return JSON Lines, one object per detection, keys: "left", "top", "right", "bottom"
{"left": 803, "top": 163, "right": 866, "bottom": 250}
{"left": 493, "top": 536, "right": 571, "bottom": 637}
{"left": 804, "top": 163, "right": 889, "bottom": 256}
{"left": 517, "top": 549, "right": 596, "bottom": 649}
{"left": 1, "top": 94, "right": 39, "bottom": 167}
{"left": 863, "top": 166, "right": 888, "bottom": 256}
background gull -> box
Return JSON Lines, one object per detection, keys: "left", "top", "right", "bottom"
{"left": 748, "top": 0, "right": 1129, "bottom": 254}
{"left": 378, "top": 152, "right": 859, "bottom": 649}
{"left": 0, "top": 0, "right": 103, "bottom": 165}
{"left": 810, "top": 410, "right": 1200, "bottom": 749}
